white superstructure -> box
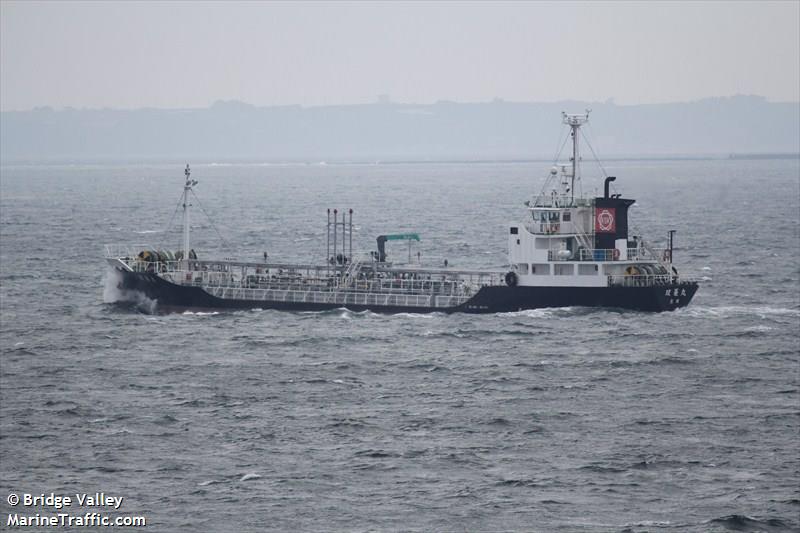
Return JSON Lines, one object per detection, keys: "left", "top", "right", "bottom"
{"left": 505, "top": 112, "right": 674, "bottom": 289}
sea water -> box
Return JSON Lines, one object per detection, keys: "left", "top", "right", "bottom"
{"left": 1, "top": 159, "right": 798, "bottom": 531}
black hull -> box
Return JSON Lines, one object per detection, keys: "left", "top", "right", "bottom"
{"left": 460, "top": 283, "right": 698, "bottom": 312}
{"left": 115, "top": 270, "right": 698, "bottom": 314}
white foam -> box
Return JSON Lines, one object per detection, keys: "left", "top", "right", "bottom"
{"left": 335, "top": 308, "right": 383, "bottom": 319}
{"left": 501, "top": 308, "right": 560, "bottom": 318}
{"left": 102, "top": 268, "right": 157, "bottom": 313}
{"left": 682, "top": 305, "right": 799, "bottom": 318}
{"left": 392, "top": 312, "right": 436, "bottom": 319}
{"left": 102, "top": 268, "right": 124, "bottom": 303}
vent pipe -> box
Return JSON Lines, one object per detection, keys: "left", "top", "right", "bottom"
{"left": 604, "top": 176, "right": 617, "bottom": 199}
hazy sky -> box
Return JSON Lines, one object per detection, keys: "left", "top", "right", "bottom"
{"left": 1, "top": 1, "right": 798, "bottom": 111}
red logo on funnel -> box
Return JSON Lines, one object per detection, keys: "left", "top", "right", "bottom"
{"left": 595, "top": 208, "right": 616, "bottom": 233}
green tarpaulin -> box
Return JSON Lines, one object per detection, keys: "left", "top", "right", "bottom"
{"left": 383, "top": 233, "right": 420, "bottom": 241}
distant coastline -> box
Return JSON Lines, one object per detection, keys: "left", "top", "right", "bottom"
{"left": 2, "top": 95, "right": 798, "bottom": 162}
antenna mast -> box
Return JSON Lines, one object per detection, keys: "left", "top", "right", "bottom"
{"left": 562, "top": 110, "right": 590, "bottom": 203}
{"left": 182, "top": 164, "right": 198, "bottom": 267}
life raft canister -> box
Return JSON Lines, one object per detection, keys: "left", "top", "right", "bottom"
{"left": 505, "top": 271, "right": 518, "bottom": 287}
{"left": 624, "top": 266, "right": 641, "bottom": 276}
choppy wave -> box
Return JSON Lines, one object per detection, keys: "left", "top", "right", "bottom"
{"left": 706, "top": 514, "right": 793, "bottom": 532}
{"left": 3, "top": 159, "right": 799, "bottom": 532}
{"left": 679, "top": 305, "right": 800, "bottom": 318}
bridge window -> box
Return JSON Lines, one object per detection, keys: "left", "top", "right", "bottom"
{"left": 510, "top": 227, "right": 518, "bottom": 234}
{"left": 579, "top": 264, "right": 598, "bottom": 275}
{"left": 515, "top": 263, "right": 529, "bottom": 275}
{"left": 563, "top": 212, "right": 571, "bottom": 222}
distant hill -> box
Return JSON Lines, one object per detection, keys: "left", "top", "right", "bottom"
{"left": 1, "top": 95, "right": 798, "bottom": 162}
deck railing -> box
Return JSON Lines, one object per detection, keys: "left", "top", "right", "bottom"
{"left": 607, "top": 274, "right": 677, "bottom": 287}
{"left": 545, "top": 247, "right": 670, "bottom": 262}
{"left": 104, "top": 243, "right": 155, "bottom": 260}
{"left": 204, "top": 286, "right": 469, "bottom": 309}
{"left": 107, "top": 248, "right": 490, "bottom": 307}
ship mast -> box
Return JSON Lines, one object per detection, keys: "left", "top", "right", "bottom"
{"left": 562, "top": 111, "right": 590, "bottom": 204}
{"left": 182, "top": 164, "right": 197, "bottom": 266}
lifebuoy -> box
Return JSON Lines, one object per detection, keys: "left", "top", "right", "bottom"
{"left": 505, "top": 271, "right": 518, "bottom": 287}
{"left": 613, "top": 249, "right": 620, "bottom": 260}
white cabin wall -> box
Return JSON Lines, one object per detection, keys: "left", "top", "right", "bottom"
{"left": 519, "top": 268, "right": 607, "bottom": 287}
{"left": 575, "top": 207, "right": 594, "bottom": 237}
{"left": 508, "top": 222, "right": 607, "bottom": 288}
{"left": 615, "top": 238, "right": 627, "bottom": 259}
{"left": 508, "top": 223, "right": 548, "bottom": 264}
